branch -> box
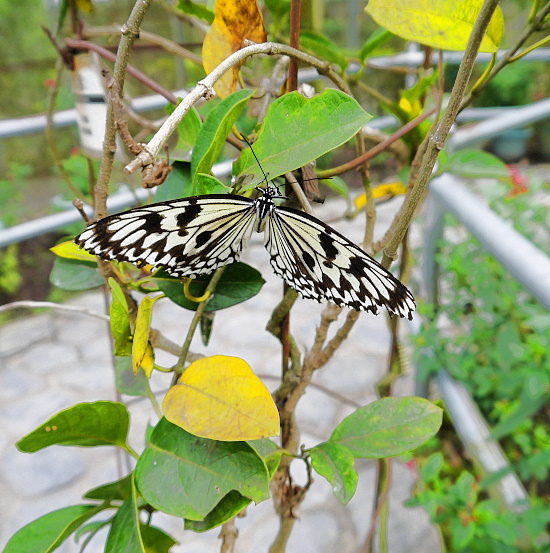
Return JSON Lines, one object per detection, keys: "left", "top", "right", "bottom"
{"left": 381, "top": 0, "right": 501, "bottom": 269}
{"left": 0, "top": 300, "right": 109, "bottom": 320}
{"left": 124, "top": 42, "right": 350, "bottom": 175}
{"left": 94, "top": 0, "right": 152, "bottom": 220}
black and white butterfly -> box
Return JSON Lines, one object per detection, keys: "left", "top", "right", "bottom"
{"left": 75, "top": 186, "right": 415, "bottom": 319}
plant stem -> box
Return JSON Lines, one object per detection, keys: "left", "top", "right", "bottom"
{"left": 172, "top": 267, "right": 227, "bottom": 379}
{"left": 124, "top": 42, "right": 350, "bottom": 175}
{"left": 94, "top": 0, "right": 152, "bottom": 219}
{"left": 381, "top": 0, "right": 501, "bottom": 269}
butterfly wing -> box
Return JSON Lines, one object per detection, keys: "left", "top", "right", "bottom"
{"left": 263, "top": 206, "right": 415, "bottom": 319}
{"left": 75, "top": 195, "right": 257, "bottom": 278}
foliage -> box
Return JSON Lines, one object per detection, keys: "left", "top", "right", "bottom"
{"left": 3, "top": 0, "right": 549, "bottom": 552}
{"left": 412, "top": 171, "right": 550, "bottom": 551}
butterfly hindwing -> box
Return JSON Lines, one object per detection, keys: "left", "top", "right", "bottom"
{"left": 75, "top": 195, "right": 257, "bottom": 278}
{"left": 263, "top": 205, "right": 415, "bottom": 319}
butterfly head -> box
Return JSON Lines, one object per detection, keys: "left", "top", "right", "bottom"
{"left": 256, "top": 183, "right": 288, "bottom": 202}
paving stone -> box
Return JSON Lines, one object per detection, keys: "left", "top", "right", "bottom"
{"left": 1, "top": 447, "right": 85, "bottom": 497}
{"left": 0, "top": 314, "right": 54, "bottom": 357}
{"left": 7, "top": 341, "right": 80, "bottom": 375}
{"left": 0, "top": 392, "right": 74, "bottom": 438}
{"left": 0, "top": 364, "right": 42, "bottom": 403}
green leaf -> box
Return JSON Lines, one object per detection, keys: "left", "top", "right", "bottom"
{"left": 359, "top": 28, "right": 394, "bottom": 61}
{"left": 3, "top": 504, "right": 103, "bottom": 553}
{"left": 300, "top": 31, "right": 348, "bottom": 71}
{"left": 105, "top": 480, "right": 142, "bottom": 553}
{"left": 84, "top": 473, "right": 133, "bottom": 501}
{"left": 248, "top": 438, "right": 282, "bottom": 478}
{"left": 141, "top": 525, "right": 178, "bottom": 553}
{"left": 175, "top": 105, "right": 202, "bottom": 153}
{"left": 154, "top": 262, "right": 265, "bottom": 312}
{"left": 440, "top": 150, "right": 512, "bottom": 182}
{"left": 310, "top": 441, "right": 358, "bottom": 504}
{"left": 191, "top": 89, "right": 254, "bottom": 183}
{"left": 234, "top": 90, "right": 372, "bottom": 189}
{"left": 50, "top": 257, "right": 104, "bottom": 291}
{"left": 115, "top": 356, "right": 150, "bottom": 397}
{"left": 134, "top": 418, "right": 269, "bottom": 520}
{"left": 16, "top": 401, "right": 130, "bottom": 452}
{"left": 109, "top": 278, "right": 132, "bottom": 356}
{"left": 194, "top": 173, "right": 231, "bottom": 195}
{"left": 330, "top": 397, "right": 442, "bottom": 458}
{"left": 177, "top": 0, "right": 214, "bottom": 24}
{"left": 184, "top": 490, "right": 252, "bottom": 532}
{"left": 419, "top": 452, "right": 444, "bottom": 482}
{"left": 200, "top": 311, "right": 215, "bottom": 346}
{"left": 320, "top": 176, "right": 349, "bottom": 199}
{"left": 156, "top": 161, "right": 192, "bottom": 202}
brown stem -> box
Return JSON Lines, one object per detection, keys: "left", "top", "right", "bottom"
{"left": 287, "top": 0, "right": 301, "bottom": 92}
{"left": 94, "top": 0, "right": 152, "bottom": 221}
{"left": 65, "top": 38, "right": 178, "bottom": 104}
{"left": 316, "top": 106, "right": 437, "bottom": 179}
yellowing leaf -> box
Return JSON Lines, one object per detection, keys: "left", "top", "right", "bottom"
{"left": 108, "top": 278, "right": 132, "bottom": 357}
{"left": 202, "top": 0, "right": 267, "bottom": 98}
{"left": 354, "top": 182, "right": 408, "bottom": 209}
{"left": 132, "top": 296, "right": 162, "bottom": 377}
{"left": 373, "top": 182, "right": 408, "bottom": 198}
{"left": 163, "top": 355, "right": 280, "bottom": 441}
{"left": 366, "top": 0, "right": 504, "bottom": 53}
{"left": 51, "top": 241, "right": 97, "bottom": 263}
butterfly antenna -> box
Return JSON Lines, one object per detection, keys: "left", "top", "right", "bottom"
{"left": 242, "top": 136, "right": 270, "bottom": 187}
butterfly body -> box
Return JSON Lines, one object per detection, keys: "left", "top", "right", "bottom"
{"left": 75, "top": 187, "right": 415, "bottom": 319}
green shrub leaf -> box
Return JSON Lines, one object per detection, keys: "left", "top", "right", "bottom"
{"left": 234, "top": 89, "right": 372, "bottom": 189}
{"left": 330, "top": 397, "right": 442, "bottom": 458}
{"left": 154, "top": 262, "right": 264, "bottom": 312}
{"left": 50, "top": 257, "right": 104, "bottom": 291}
{"left": 135, "top": 418, "right": 269, "bottom": 520}
{"left": 310, "top": 441, "right": 358, "bottom": 504}
{"left": 16, "top": 401, "right": 130, "bottom": 452}
{"left": 2, "top": 504, "right": 103, "bottom": 553}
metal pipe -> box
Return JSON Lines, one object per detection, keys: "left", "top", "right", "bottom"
{"left": 429, "top": 173, "right": 550, "bottom": 311}
{"left": 0, "top": 159, "right": 234, "bottom": 248}
{"left": 449, "top": 97, "right": 550, "bottom": 150}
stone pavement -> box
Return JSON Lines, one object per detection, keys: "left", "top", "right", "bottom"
{"left": 0, "top": 198, "right": 440, "bottom": 553}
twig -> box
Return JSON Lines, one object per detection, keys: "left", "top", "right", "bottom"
{"left": 95, "top": 0, "right": 153, "bottom": 221}
{"left": 219, "top": 517, "right": 239, "bottom": 553}
{"left": 0, "top": 300, "right": 109, "bottom": 321}
{"left": 65, "top": 38, "right": 178, "bottom": 104}
{"left": 316, "top": 106, "right": 437, "bottom": 178}
{"left": 84, "top": 25, "right": 203, "bottom": 65}
{"left": 124, "top": 42, "right": 350, "bottom": 175}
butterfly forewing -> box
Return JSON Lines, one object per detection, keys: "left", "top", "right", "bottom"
{"left": 264, "top": 205, "right": 415, "bottom": 319}
{"left": 75, "top": 195, "right": 257, "bottom": 278}
{"left": 75, "top": 187, "right": 415, "bottom": 319}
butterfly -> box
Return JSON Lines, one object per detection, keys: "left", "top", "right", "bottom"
{"left": 75, "top": 184, "right": 415, "bottom": 319}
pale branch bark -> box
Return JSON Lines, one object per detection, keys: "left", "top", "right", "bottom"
{"left": 381, "top": 0, "right": 502, "bottom": 269}
{"left": 124, "top": 42, "right": 349, "bottom": 175}
{"left": 94, "top": 0, "right": 152, "bottom": 220}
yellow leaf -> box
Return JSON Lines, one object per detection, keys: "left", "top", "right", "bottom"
{"left": 373, "top": 182, "right": 408, "bottom": 198}
{"left": 202, "top": 0, "right": 266, "bottom": 98}
{"left": 51, "top": 241, "right": 97, "bottom": 263}
{"left": 354, "top": 182, "right": 408, "bottom": 209}
{"left": 132, "top": 296, "right": 162, "bottom": 377}
{"left": 163, "top": 355, "right": 280, "bottom": 441}
{"left": 366, "top": 0, "right": 504, "bottom": 53}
